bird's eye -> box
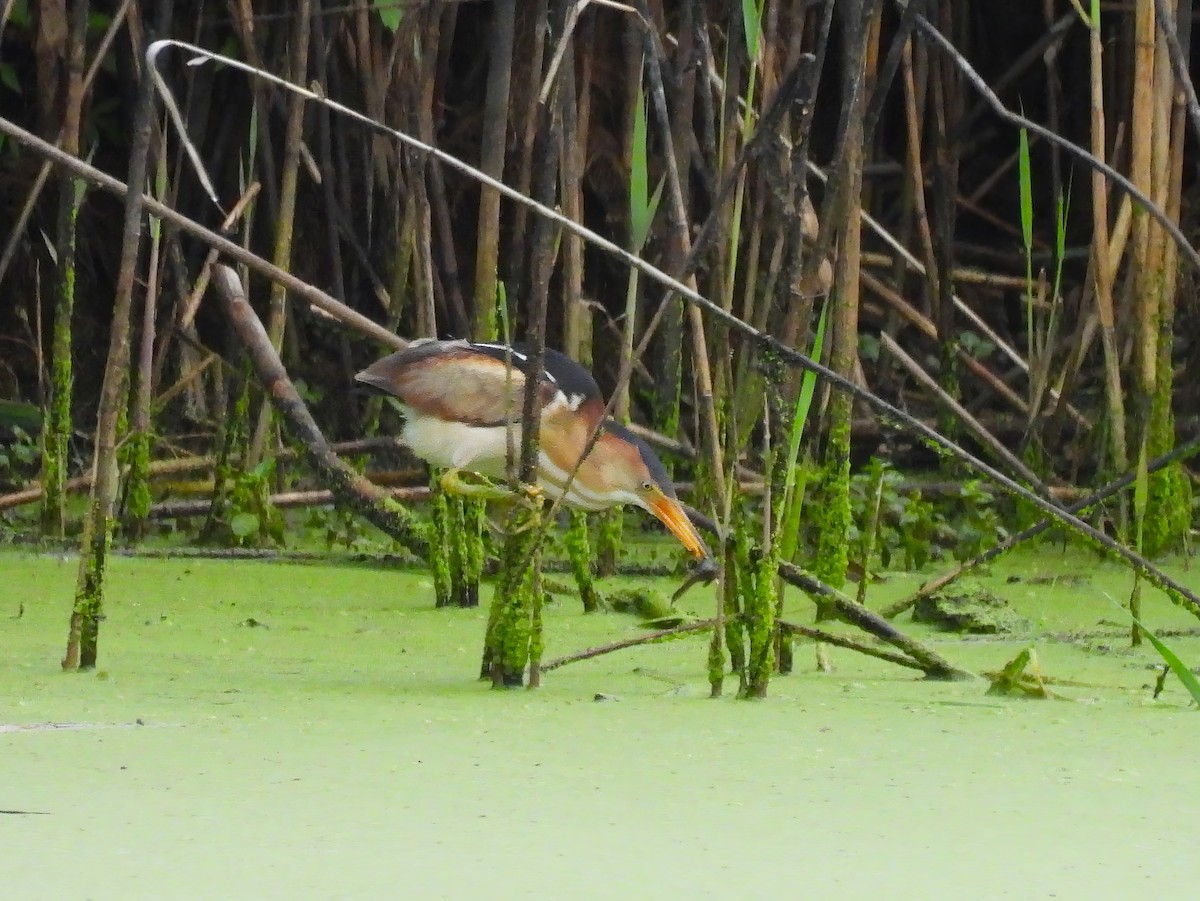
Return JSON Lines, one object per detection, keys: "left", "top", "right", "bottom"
{"left": 640, "top": 480, "right": 654, "bottom": 492}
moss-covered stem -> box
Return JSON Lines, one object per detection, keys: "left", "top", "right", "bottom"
{"left": 457, "top": 497, "right": 485, "bottom": 608}
{"left": 813, "top": 1, "right": 877, "bottom": 612}
{"left": 40, "top": 0, "right": 90, "bottom": 539}
{"left": 40, "top": 175, "right": 82, "bottom": 539}
{"left": 486, "top": 0, "right": 564, "bottom": 687}
{"left": 724, "top": 519, "right": 748, "bottom": 692}
{"left": 460, "top": 0, "right": 517, "bottom": 602}
{"left": 429, "top": 475, "right": 454, "bottom": 608}
{"left": 1136, "top": 9, "right": 1191, "bottom": 561}
{"left": 65, "top": 5, "right": 164, "bottom": 670}
{"left": 527, "top": 556, "right": 545, "bottom": 689}
{"left": 487, "top": 501, "right": 544, "bottom": 687}
{"left": 745, "top": 523, "right": 778, "bottom": 697}
{"left": 565, "top": 510, "right": 602, "bottom": 612}
{"left": 855, "top": 460, "right": 886, "bottom": 608}
{"left": 125, "top": 148, "right": 168, "bottom": 539}
{"left": 595, "top": 509, "right": 623, "bottom": 578}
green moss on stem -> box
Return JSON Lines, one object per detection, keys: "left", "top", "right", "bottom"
{"left": 429, "top": 475, "right": 453, "bottom": 608}
{"left": 814, "top": 412, "right": 852, "bottom": 610}
{"left": 485, "top": 498, "right": 544, "bottom": 687}
{"left": 595, "top": 508, "right": 623, "bottom": 577}
{"left": 565, "top": 510, "right": 602, "bottom": 612}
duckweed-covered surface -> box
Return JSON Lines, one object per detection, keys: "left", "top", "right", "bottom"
{"left": 2, "top": 548, "right": 1198, "bottom": 899}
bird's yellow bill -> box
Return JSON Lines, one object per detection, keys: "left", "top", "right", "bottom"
{"left": 648, "top": 494, "right": 710, "bottom": 561}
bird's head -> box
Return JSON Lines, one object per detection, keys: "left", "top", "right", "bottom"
{"left": 597, "top": 422, "right": 710, "bottom": 562}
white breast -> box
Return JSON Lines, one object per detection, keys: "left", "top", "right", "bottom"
{"left": 401, "top": 412, "right": 516, "bottom": 479}
{"left": 398, "top": 407, "right": 634, "bottom": 512}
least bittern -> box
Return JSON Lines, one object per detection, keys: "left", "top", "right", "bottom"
{"left": 355, "top": 339, "right": 711, "bottom": 562}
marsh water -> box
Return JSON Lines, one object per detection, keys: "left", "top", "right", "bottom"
{"left": 2, "top": 548, "right": 1197, "bottom": 899}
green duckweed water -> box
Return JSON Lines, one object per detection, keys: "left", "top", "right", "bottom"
{"left": 2, "top": 548, "right": 1198, "bottom": 899}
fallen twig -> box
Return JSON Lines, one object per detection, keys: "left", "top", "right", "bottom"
{"left": 540, "top": 619, "right": 716, "bottom": 672}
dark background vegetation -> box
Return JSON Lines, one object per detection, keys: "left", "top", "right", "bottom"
{"left": 0, "top": 0, "right": 1197, "bottom": 571}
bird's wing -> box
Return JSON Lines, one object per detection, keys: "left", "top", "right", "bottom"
{"left": 356, "top": 340, "right": 587, "bottom": 426}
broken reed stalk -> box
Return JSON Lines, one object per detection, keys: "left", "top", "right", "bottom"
{"left": 211, "top": 266, "right": 428, "bottom": 556}
{"left": 776, "top": 621, "right": 930, "bottom": 673}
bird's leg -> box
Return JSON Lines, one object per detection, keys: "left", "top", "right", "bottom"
{"left": 440, "top": 468, "right": 543, "bottom": 508}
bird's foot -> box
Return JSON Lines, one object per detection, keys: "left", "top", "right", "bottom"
{"left": 440, "top": 468, "right": 543, "bottom": 509}
{"left": 439, "top": 467, "right": 510, "bottom": 502}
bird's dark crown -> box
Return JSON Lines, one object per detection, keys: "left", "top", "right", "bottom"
{"left": 603, "top": 420, "right": 676, "bottom": 498}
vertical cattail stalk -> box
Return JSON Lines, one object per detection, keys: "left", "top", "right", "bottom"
{"left": 64, "top": 0, "right": 172, "bottom": 670}
{"left": 486, "top": 0, "right": 565, "bottom": 687}
{"left": 40, "top": 0, "right": 89, "bottom": 538}
{"left": 125, "top": 146, "right": 168, "bottom": 539}
{"left": 1087, "top": 0, "right": 1128, "bottom": 495}
{"left": 559, "top": 10, "right": 602, "bottom": 609}
{"left": 249, "top": 0, "right": 311, "bottom": 465}
{"left": 813, "top": 0, "right": 879, "bottom": 615}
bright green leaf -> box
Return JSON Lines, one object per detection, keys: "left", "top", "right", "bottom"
{"left": 0, "top": 63, "right": 21, "bottom": 96}
{"left": 742, "top": 0, "right": 764, "bottom": 61}
{"left": 629, "top": 87, "right": 661, "bottom": 251}
{"left": 374, "top": 0, "right": 403, "bottom": 32}
{"left": 230, "top": 512, "right": 260, "bottom": 539}
{"left": 10, "top": 0, "right": 30, "bottom": 29}
{"left": 1017, "top": 128, "right": 1033, "bottom": 252}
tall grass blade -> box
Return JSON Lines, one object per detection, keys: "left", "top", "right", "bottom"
{"left": 630, "top": 88, "right": 663, "bottom": 253}
{"left": 742, "top": 0, "right": 763, "bottom": 62}
{"left": 1017, "top": 127, "right": 1034, "bottom": 360}
{"left": 783, "top": 302, "right": 827, "bottom": 508}
{"left": 1131, "top": 614, "right": 1200, "bottom": 706}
